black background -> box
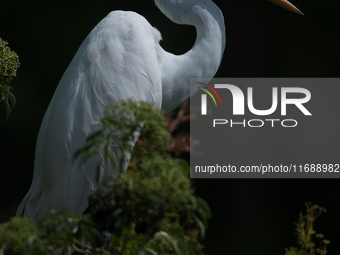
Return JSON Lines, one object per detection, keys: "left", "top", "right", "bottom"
{"left": 1, "top": 0, "right": 340, "bottom": 254}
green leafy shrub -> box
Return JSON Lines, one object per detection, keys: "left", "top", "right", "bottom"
{"left": 89, "top": 154, "right": 191, "bottom": 234}
{"left": 285, "top": 202, "right": 330, "bottom": 255}
{"left": 0, "top": 217, "right": 45, "bottom": 255}
{"left": 75, "top": 100, "right": 171, "bottom": 182}
{"left": 0, "top": 210, "right": 105, "bottom": 255}
{"left": 81, "top": 100, "right": 210, "bottom": 254}
{"left": 0, "top": 38, "right": 19, "bottom": 118}
{"left": 1, "top": 101, "right": 210, "bottom": 255}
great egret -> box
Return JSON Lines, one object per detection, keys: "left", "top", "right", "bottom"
{"left": 16, "top": 0, "right": 302, "bottom": 221}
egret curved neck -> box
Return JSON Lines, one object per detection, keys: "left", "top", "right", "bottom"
{"left": 158, "top": 1, "right": 225, "bottom": 114}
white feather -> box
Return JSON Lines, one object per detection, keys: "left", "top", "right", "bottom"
{"left": 17, "top": 0, "right": 225, "bottom": 221}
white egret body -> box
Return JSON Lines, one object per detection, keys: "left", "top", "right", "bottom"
{"left": 16, "top": 0, "right": 302, "bottom": 221}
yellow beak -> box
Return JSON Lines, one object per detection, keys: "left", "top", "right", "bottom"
{"left": 269, "top": 0, "right": 304, "bottom": 15}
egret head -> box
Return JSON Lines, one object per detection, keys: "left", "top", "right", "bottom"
{"left": 269, "top": 0, "right": 304, "bottom": 15}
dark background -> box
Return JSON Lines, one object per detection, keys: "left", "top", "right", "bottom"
{"left": 1, "top": 0, "right": 339, "bottom": 254}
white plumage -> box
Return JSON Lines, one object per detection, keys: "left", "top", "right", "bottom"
{"left": 16, "top": 0, "right": 301, "bottom": 221}
{"left": 17, "top": 10, "right": 167, "bottom": 221}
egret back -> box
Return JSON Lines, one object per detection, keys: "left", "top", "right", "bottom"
{"left": 16, "top": 11, "right": 163, "bottom": 221}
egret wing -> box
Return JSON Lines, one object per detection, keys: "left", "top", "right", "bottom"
{"left": 17, "top": 11, "right": 162, "bottom": 220}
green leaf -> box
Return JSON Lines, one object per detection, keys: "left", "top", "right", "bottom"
{"left": 192, "top": 214, "right": 205, "bottom": 240}
{"left": 144, "top": 248, "right": 158, "bottom": 255}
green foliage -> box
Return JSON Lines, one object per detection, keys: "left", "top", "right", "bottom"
{"left": 83, "top": 101, "right": 210, "bottom": 254}
{"left": 0, "top": 217, "right": 45, "bottom": 255}
{"left": 0, "top": 38, "right": 19, "bottom": 119}
{"left": 90, "top": 154, "right": 191, "bottom": 233}
{"left": 285, "top": 202, "right": 330, "bottom": 255}
{"left": 75, "top": 100, "right": 171, "bottom": 183}
{"left": 39, "top": 210, "right": 104, "bottom": 252}
{"left": 0, "top": 210, "right": 105, "bottom": 255}
{"left": 88, "top": 158, "right": 208, "bottom": 254}
{"left": 1, "top": 101, "right": 210, "bottom": 255}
